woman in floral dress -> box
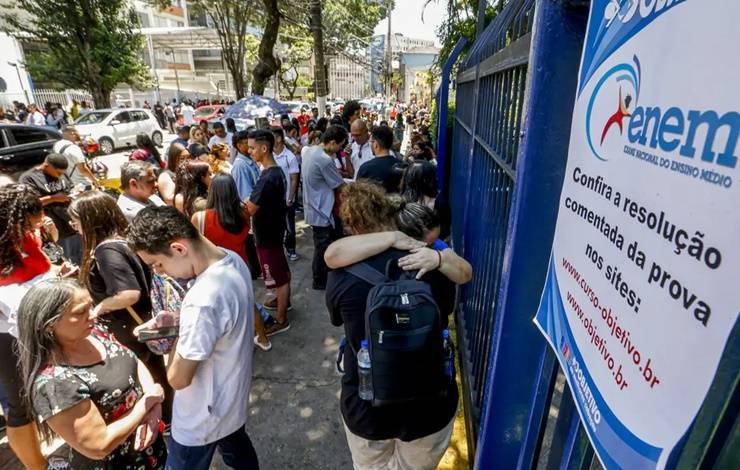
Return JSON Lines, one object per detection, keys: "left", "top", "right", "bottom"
{"left": 16, "top": 278, "right": 167, "bottom": 469}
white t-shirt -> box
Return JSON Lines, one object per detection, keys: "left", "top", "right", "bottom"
{"left": 27, "top": 111, "right": 45, "bottom": 126}
{"left": 116, "top": 193, "right": 165, "bottom": 223}
{"left": 274, "top": 147, "right": 300, "bottom": 201}
{"left": 181, "top": 105, "right": 195, "bottom": 125}
{"left": 351, "top": 140, "right": 374, "bottom": 178}
{"left": 208, "top": 134, "right": 230, "bottom": 149}
{"left": 53, "top": 139, "right": 87, "bottom": 185}
{"left": 172, "top": 250, "right": 254, "bottom": 446}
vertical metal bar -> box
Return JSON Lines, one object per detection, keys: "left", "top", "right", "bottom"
{"left": 435, "top": 38, "right": 467, "bottom": 195}
{"left": 544, "top": 392, "right": 577, "bottom": 470}
{"left": 473, "top": 1, "right": 588, "bottom": 468}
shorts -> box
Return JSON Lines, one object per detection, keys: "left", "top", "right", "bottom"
{"left": 256, "top": 246, "right": 291, "bottom": 288}
{"left": 0, "top": 332, "right": 34, "bottom": 427}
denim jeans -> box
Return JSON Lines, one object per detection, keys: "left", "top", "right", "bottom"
{"left": 165, "top": 426, "right": 259, "bottom": 470}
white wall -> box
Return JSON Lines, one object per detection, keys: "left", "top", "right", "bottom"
{"left": 0, "top": 33, "right": 34, "bottom": 103}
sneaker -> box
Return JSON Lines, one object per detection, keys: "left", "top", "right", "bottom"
{"left": 254, "top": 336, "right": 273, "bottom": 351}
{"left": 263, "top": 298, "right": 293, "bottom": 311}
{"left": 265, "top": 320, "right": 291, "bottom": 337}
{"left": 287, "top": 251, "right": 300, "bottom": 262}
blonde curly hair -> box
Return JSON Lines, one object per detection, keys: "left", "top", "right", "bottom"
{"left": 339, "top": 181, "right": 401, "bottom": 235}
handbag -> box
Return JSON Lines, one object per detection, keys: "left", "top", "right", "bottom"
{"left": 41, "top": 232, "right": 66, "bottom": 265}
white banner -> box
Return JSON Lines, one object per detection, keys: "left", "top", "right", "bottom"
{"left": 533, "top": 0, "right": 740, "bottom": 468}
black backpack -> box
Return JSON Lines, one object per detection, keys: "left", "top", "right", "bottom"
{"left": 345, "top": 260, "right": 448, "bottom": 407}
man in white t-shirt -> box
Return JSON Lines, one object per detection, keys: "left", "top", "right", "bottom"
{"left": 180, "top": 101, "right": 195, "bottom": 125}
{"left": 348, "top": 119, "right": 373, "bottom": 178}
{"left": 271, "top": 127, "right": 301, "bottom": 261}
{"left": 127, "top": 205, "right": 259, "bottom": 469}
{"left": 208, "top": 121, "right": 230, "bottom": 148}
{"left": 53, "top": 125, "right": 99, "bottom": 186}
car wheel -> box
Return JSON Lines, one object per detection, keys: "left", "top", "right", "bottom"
{"left": 152, "top": 131, "right": 163, "bottom": 146}
{"left": 99, "top": 137, "right": 114, "bottom": 155}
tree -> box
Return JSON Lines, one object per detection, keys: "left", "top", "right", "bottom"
{"left": 1, "top": 0, "right": 151, "bottom": 108}
{"left": 277, "top": 23, "right": 313, "bottom": 100}
{"left": 308, "top": 0, "right": 328, "bottom": 111}
{"left": 252, "top": 0, "right": 282, "bottom": 95}
{"left": 169, "top": 0, "right": 258, "bottom": 99}
{"left": 425, "top": 0, "right": 505, "bottom": 69}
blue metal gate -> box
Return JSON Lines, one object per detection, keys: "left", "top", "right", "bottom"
{"left": 443, "top": 0, "right": 739, "bottom": 469}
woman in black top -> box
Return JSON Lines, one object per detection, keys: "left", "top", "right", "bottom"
{"left": 325, "top": 181, "right": 469, "bottom": 470}
{"left": 401, "top": 160, "right": 452, "bottom": 241}
{"left": 68, "top": 191, "right": 172, "bottom": 422}
{"left": 17, "top": 279, "right": 166, "bottom": 469}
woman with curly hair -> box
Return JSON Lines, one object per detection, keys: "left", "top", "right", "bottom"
{"left": 68, "top": 191, "right": 172, "bottom": 422}
{"left": 174, "top": 160, "right": 212, "bottom": 217}
{"left": 0, "top": 184, "right": 59, "bottom": 470}
{"left": 324, "top": 180, "right": 467, "bottom": 470}
{"left": 207, "top": 142, "right": 233, "bottom": 174}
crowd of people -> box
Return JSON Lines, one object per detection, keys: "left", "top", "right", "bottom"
{"left": 0, "top": 98, "right": 471, "bottom": 470}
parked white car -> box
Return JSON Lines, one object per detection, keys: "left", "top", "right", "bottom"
{"left": 74, "top": 108, "right": 163, "bottom": 154}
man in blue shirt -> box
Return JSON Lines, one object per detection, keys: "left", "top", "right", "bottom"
{"left": 231, "top": 129, "right": 262, "bottom": 279}
{"left": 232, "top": 130, "right": 261, "bottom": 202}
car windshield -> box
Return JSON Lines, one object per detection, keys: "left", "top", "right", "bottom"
{"left": 76, "top": 111, "right": 111, "bottom": 125}
{"left": 194, "top": 107, "right": 215, "bottom": 117}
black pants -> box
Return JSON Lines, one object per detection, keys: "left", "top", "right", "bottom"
{"left": 285, "top": 205, "right": 296, "bottom": 252}
{"left": 0, "top": 332, "right": 32, "bottom": 427}
{"left": 312, "top": 225, "right": 334, "bottom": 288}
{"left": 246, "top": 234, "right": 262, "bottom": 279}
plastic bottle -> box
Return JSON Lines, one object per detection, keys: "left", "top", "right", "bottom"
{"left": 443, "top": 329, "right": 454, "bottom": 380}
{"left": 358, "top": 339, "right": 373, "bottom": 401}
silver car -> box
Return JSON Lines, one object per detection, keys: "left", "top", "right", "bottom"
{"left": 74, "top": 108, "right": 164, "bottom": 154}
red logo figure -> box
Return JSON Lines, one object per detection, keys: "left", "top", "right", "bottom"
{"left": 600, "top": 88, "right": 632, "bottom": 145}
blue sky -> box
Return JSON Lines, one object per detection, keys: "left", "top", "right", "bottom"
{"left": 373, "top": 0, "right": 445, "bottom": 46}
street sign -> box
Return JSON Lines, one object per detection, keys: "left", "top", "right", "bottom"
{"left": 533, "top": 0, "right": 740, "bottom": 468}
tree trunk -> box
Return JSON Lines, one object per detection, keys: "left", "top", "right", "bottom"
{"left": 251, "top": 0, "right": 281, "bottom": 96}
{"left": 92, "top": 88, "right": 111, "bottom": 108}
{"left": 309, "top": 0, "right": 328, "bottom": 112}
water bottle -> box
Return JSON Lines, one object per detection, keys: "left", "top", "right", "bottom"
{"left": 443, "top": 329, "right": 454, "bottom": 380}
{"left": 358, "top": 339, "right": 373, "bottom": 401}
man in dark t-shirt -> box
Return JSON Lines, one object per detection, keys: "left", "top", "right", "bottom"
{"left": 356, "top": 125, "right": 402, "bottom": 193}
{"left": 246, "top": 129, "right": 292, "bottom": 337}
{"left": 20, "top": 153, "right": 82, "bottom": 263}
{"left": 326, "top": 248, "right": 458, "bottom": 465}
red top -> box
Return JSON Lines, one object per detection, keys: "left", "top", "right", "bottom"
{"left": 297, "top": 114, "right": 311, "bottom": 135}
{"left": 0, "top": 232, "right": 51, "bottom": 286}
{"left": 202, "top": 209, "right": 250, "bottom": 264}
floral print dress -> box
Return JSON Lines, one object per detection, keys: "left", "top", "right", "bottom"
{"left": 33, "top": 327, "right": 166, "bottom": 469}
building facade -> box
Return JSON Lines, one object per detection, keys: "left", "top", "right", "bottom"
{"left": 369, "top": 33, "right": 436, "bottom": 96}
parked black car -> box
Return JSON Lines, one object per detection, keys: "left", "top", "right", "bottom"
{"left": 0, "top": 124, "right": 61, "bottom": 173}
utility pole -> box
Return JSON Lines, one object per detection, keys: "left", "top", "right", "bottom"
{"left": 385, "top": 0, "right": 392, "bottom": 105}
{"left": 310, "top": 0, "right": 329, "bottom": 115}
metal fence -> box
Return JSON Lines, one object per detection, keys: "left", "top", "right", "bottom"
{"left": 448, "top": 0, "right": 536, "bottom": 445}
{"left": 0, "top": 89, "right": 93, "bottom": 109}
{"left": 445, "top": 1, "right": 738, "bottom": 469}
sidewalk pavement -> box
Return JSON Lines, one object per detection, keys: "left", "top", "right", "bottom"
{"left": 211, "top": 220, "right": 353, "bottom": 469}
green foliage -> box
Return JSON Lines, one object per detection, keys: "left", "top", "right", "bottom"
{"left": 425, "top": 0, "right": 504, "bottom": 71}
{"left": 1, "top": 0, "right": 152, "bottom": 107}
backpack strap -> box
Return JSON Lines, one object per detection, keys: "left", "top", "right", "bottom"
{"left": 345, "top": 262, "right": 388, "bottom": 286}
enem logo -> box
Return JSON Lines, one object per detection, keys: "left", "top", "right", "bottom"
{"left": 586, "top": 56, "right": 739, "bottom": 169}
